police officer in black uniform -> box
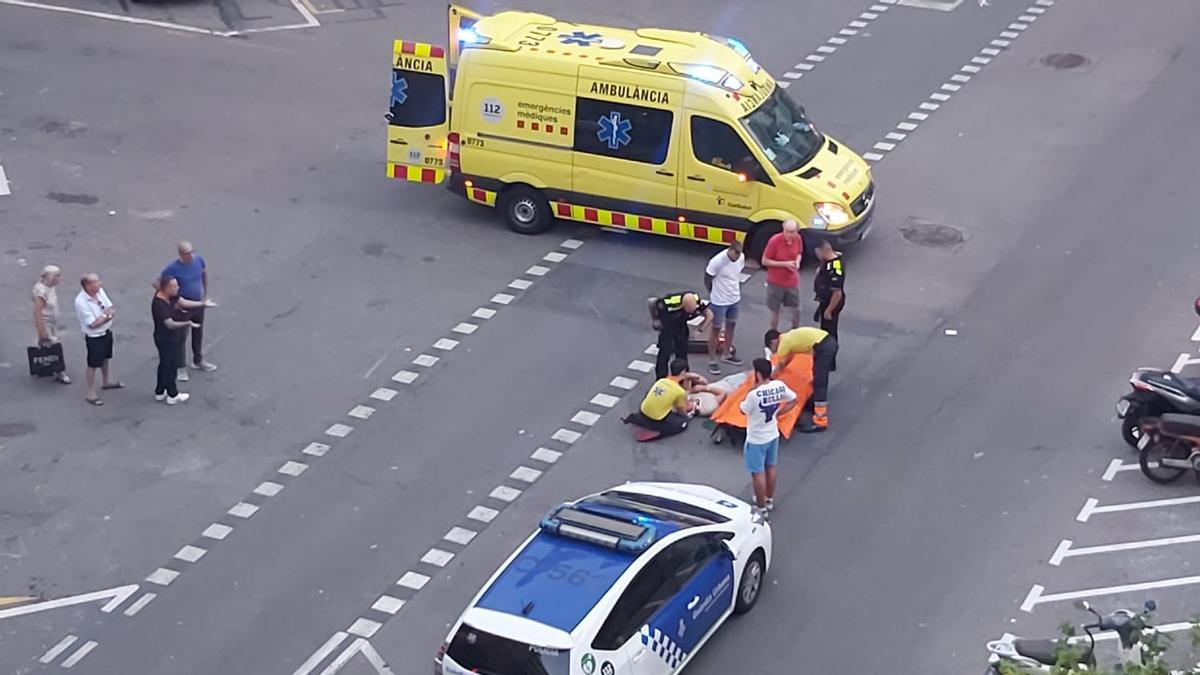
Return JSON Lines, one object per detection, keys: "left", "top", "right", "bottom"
{"left": 648, "top": 292, "right": 712, "bottom": 379}
{"left": 812, "top": 240, "right": 845, "bottom": 371}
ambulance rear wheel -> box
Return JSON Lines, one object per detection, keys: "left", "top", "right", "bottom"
{"left": 746, "top": 221, "right": 781, "bottom": 267}
{"left": 501, "top": 186, "right": 552, "bottom": 235}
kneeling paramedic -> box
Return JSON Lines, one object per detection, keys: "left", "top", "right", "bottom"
{"left": 623, "top": 358, "right": 695, "bottom": 438}
{"left": 765, "top": 327, "right": 839, "bottom": 433}
{"left": 648, "top": 291, "right": 712, "bottom": 379}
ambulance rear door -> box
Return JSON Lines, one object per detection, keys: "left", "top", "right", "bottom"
{"left": 447, "top": 3, "right": 484, "bottom": 98}
{"left": 386, "top": 39, "right": 449, "bottom": 184}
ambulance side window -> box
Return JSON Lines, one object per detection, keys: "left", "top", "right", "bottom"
{"left": 574, "top": 97, "right": 673, "bottom": 165}
{"left": 388, "top": 69, "right": 446, "bottom": 127}
{"left": 690, "top": 116, "right": 760, "bottom": 177}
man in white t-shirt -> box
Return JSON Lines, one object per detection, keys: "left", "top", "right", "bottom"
{"left": 703, "top": 240, "right": 745, "bottom": 375}
{"left": 739, "top": 358, "right": 798, "bottom": 516}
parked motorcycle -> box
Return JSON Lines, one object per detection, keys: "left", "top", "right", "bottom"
{"left": 1115, "top": 369, "right": 1200, "bottom": 448}
{"left": 985, "top": 600, "right": 1157, "bottom": 673}
{"left": 1138, "top": 413, "right": 1200, "bottom": 484}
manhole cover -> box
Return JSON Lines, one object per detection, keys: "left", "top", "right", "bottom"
{"left": 1039, "top": 53, "right": 1091, "bottom": 70}
{"left": 900, "top": 220, "right": 964, "bottom": 247}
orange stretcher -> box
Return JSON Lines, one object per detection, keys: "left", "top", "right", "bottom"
{"left": 710, "top": 353, "right": 813, "bottom": 439}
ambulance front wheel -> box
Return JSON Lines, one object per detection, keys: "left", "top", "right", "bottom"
{"left": 745, "top": 221, "right": 781, "bottom": 266}
{"left": 500, "top": 186, "right": 552, "bottom": 235}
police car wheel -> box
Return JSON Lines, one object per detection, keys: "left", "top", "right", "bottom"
{"left": 734, "top": 549, "right": 766, "bottom": 615}
{"left": 501, "top": 186, "right": 552, "bottom": 235}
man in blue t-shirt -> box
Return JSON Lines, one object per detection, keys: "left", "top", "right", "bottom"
{"left": 162, "top": 241, "right": 216, "bottom": 379}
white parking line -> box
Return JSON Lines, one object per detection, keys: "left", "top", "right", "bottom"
{"left": 1022, "top": 574, "right": 1200, "bottom": 612}
{"left": 0, "top": 164, "right": 10, "bottom": 197}
{"left": 1049, "top": 532, "right": 1200, "bottom": 566}
{"left": 1077, "top": 494, "right": 1200, "bottom": 522}
{"left": 60, "top": 640, "right": 98, "bottom": 668}
{"left": 1174, "top": 352, "right": 1200, "bottom": 373}
{"left": 39, "top": 635, "right": 78, "bottom": 664}
{"left": 1192, "top": 324, "right": 1200, "bottom": 341}
{"left": 1101, "top": 458, "right": 1154, "bottom": 481}
{"left": 292, "top": 631, "right": 349, "bottom": 675}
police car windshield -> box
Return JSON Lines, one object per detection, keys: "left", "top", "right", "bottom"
{"left": 447, "top": 623, "right": 570, "bottom": 675}
{"left": 739, "top": 88, "right": 824, "bottom": 174}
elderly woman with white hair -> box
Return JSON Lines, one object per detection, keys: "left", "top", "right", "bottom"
{"left": 32, "top": 264, "right": 70, "bottom": 384}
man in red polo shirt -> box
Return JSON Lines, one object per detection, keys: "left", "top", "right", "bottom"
{"left": 762, "top": 219, "right": 804, "bottom": 331}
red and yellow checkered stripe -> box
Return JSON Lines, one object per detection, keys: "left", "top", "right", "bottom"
{"left": 551, "top": 202, "right": 743, "bottom": 245}
{"left": 395, "top": 41, "right": 445, "bottom": 58}
{"left": 389, "top": 163, "right": 444, "bottom": 184}
{"left": 466, "top": 187, "right": 498, "bottom": 206}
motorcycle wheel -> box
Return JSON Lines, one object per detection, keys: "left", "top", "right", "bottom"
{"left": 1120, "top": 413, "right": 1143, "bottom": 449}
{"left": 1140, "top": 438, "right": 1191, "bottom": 484}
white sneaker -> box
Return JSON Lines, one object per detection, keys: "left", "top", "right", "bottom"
{"left": 155, "top": 392, "right": 167, "bottom": 402}
{"left": 191, "top": 361, "right": 218, "bottom": 372}
{"left": 177, "top": 368, "right": 190, "bottom": 382}
{"left": 765, "top": 498, "right": 775, "bottom": 512}
{"left": 166, "top": 393, "right": 190, "bottom": 405}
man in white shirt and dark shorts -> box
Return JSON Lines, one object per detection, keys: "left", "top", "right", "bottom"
{"left": 739, "top": 358, "right": 798, "bottom": 517}
{"left": 74, "top": 272, "right": 124, "bottom": 405}
{"left": 703, "top": 239, "right": 745, "bottom": 375}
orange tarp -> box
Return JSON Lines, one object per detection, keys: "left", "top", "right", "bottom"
{"left": 710, "top": 354, "right": 813, "bottom": 439}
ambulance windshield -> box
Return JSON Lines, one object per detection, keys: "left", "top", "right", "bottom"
{"left": 739, "top": 89, "right": 824, "bottom": 174}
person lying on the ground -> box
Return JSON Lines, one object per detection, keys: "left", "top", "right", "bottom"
{"left": 622, "top": 358, "right": 695, "bottom": 438}
{"left": 687, "top": 371, "right": 747, "bottom": 417}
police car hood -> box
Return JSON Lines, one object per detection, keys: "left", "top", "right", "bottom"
{"left": 617, "top": 482, "right": 751, "bottom": 518}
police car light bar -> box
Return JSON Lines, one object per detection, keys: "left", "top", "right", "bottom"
{"left": 540, "top": 504, "right": 658, "bottom": 552}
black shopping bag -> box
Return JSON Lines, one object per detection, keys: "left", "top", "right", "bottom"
{"left": 27, "top": 342, "right": 65, "bottom": 377}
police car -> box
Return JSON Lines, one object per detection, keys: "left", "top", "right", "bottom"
{"left": 435, "top": 482, "right": 772, "bottom": 675}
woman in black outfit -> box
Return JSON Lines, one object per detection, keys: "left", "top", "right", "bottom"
{"left": 152, "top": 276, "right": 204, "bottom": 404}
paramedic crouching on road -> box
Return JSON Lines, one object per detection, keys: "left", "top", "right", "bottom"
{"left": 623, "top": 358, "right": 696, "bottom": 438}
{"left": 649, "top": 291, "right": 712, "bottom": 379}
{"left": 765, "top": 327, "right": 838, "bottom": 433}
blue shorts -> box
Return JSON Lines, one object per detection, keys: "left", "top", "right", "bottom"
{"left": 710, "top": 302, "right": 739, "bottom": 327}
{"left": 743, "top": 437, "right": 779, "bottom": 474}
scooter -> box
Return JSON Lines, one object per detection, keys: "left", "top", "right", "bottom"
{"left": 1138, "top": 414, "right": 1200, "bottom": 484}
{"left": 1115, "top": 369, "right": 1200, "bottom": 448}
{"left": 1114, "top": 298, "right": 1200, "bottom": 448}
{"left": 985, "top": 600, "right": 1157, "bottom": 673}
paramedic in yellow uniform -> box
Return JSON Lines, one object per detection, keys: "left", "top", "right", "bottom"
{"left": 623, "top": 358, "right": 694, "bottom": 438}
{"left": 764, "top": 327, "right": 838, "bottom": 433}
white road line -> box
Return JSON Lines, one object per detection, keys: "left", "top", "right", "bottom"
{"left": 919, "top": 102, "right": 940, "bottom": 111}
{"left": 839, "top": 28, "right": 859, "bottom": 36}
{"left": 280, "top": 460, "right": 309, "bottom": 477}
{"left": 254, "top": 481, "right": 284, "bottom": 497}
{"left": 644, "top": 344, "right": 659, "bottom": 355}
{"left": 1022, "top": 575, "right": 1200, "bottom": 612}
{"left": 849, "top": 20, "right": 868, "bottom": 28}
{"left": 972, "top": 56, "right": 992, "bottom": 65}
{"left": 1078, "top": 494, "right": 1200, "bottom": 522}
{"left": 860, "top": 11, "right": 879, "bottom": 19}
{"left": 293, "top": 632, "right": 349, "bottom": 675}
{"left": 829, "top": 36, "right": 848, "bottom": 45}
{"left": 175, "top": 545, "right": 207, "bottom": 563}
{"left": 348, "top": 618, "right": 382, "bottom": 639}
{"left": 1001, "top": 30, "right": 1020, "bottom": 38}
{"left": 491, "top": 293, "right": 515, "bottom": 305}
{"left": 0, "top": 0, "right": 222, "bottom": 35}
{"left": 433, "top": 338, "right": 459, "bottom": 351}
{"left": 817, "top": 45, "right": 837, "bottom": 54}
{"left": 123, "top": 592, "right": 156, "bottom": 616}
{"left": 1101, "top": 458, "right": 1153, "bottom": 481}
{"left": 1173, "top": 352, "right": 1200, "bottom": 373}
{"left": 951, "top": 73, "right": 971, "bottom": 82}
{"left": 560, "top": 238, "right": 584, "bottom": 249}
{"left": 783, "top": 72, "right": 803, "bottom": 80}
{"left": 444, "top": 526, "right": 477, "bottom": 546}
{"left": 806, "top": 54, "right": 826, "bottom": 63}
{"left": 526, "top": 265, "right": 550, "bottom": 277}
{"left": 371, "top": 596, "right": 405, "bottom": 614}
{"left": 982, "top": 47, "right": 1001, "bottom": 56}
{"left": 39, "top": 635, "right": 78, "bottom": 664}
{"left": 991, "top": 39, "right": 1011, "bottom": 48}
{"left": 628, "top": 360, "right": 654, "bottom": 373}
{"left": 229, "top": 502, "right": 259, "bottom": 518}
{"left": 1028, "top": 6, "right": 1046, "bottom": 13}
{"left": 326, "top": 423, "right": 355, "bottom": 437}
{"left": 908, "top": 112, "right": 929, "bottom": 121}
{"left": 472, "top": 307, "right": 497, "bottom": 320}
{"left": 862, "top": 152, "right": 885, "bottom": 162}
{"left": 0, "top": 164, "right": 10, "bottom": 197}
{"left": 146, "top": 568, "right": 180, "bottom": 586}
{"left": 571, "top": 410, "right": 601, "bottom": 426}
{"left": 532, "top": 447, "right": 562, "bottom": 463}
{"left": 962, "top": 64, "right": 982, "bottom": 73}
{"left": 421, "top": 548, "right": 455, "bottom": 567}
{"left": 898, "top": 122, "right": 919, "bottom": 131}
{"left": 60, "top": 640, "right": 98, "bottom": 668}
{"left": 941, "top": 82, "right": 962, "bottom": 92}
{"left": 590, "top": 393, "right": 620, "bottom": 408}
{"left": 552, "top": 428, "right": 582, "bottom": 444}
{"left": 1036, "top": 0, "right": 1054, "bottom": 6}
{"left": 452, "top": 322, "right": 478, "bottom": 335}
{"left": 796, "top": 63, "right": 816, "bottom": 71}
{"left": 303, "top": 442, "right": 332, "bottom": 456}
{"left": 1009, "top": 22, "right": 1029, "bottom": 30}
{"left": 468, "top": 505, "right": 499, "bottom": 523}
{"left": 2, "top": 584, "right": 142, "bottom": 620}
{"left": 203, "top": 523, "right": 233, "bottom": 540}
{"left": 873, "top": 141, "right": 896, "bottom": 151}
{"left": 1192, "top": 324, "right": 1200, "bottom": 341}
{"left": 412, "top": 354, "right": 439, "bottom": 368}
{"left": 397, "top": 571, "right": 429, "bottom": 590}
{"left": 1052, "top": 532, "right": 1200, "bottom": 566}
{"left": 347, "top": 405, "right": 375, "bottom": 420}
{"left": 390, "top": 370, "right": 418, "bottom": 385}
{"left": 931, "top": 92, "right": 951, "bottom": 102}
{"left": 490, "top": 485, "right": 522, "bottom": 502}
{"left": 543, "top": 251, "right": 568, "bottom": 263}
{"left": 509, "top": 279, "right": 533, "bottom": 290}
{"left": 511, "top": 466, "right": 543, "bottom": 483}
{"left": 885, "top": 132, "right": 907, "bottom": 141}
{"left": 611, "top": 376, "right": 638, "bottom": 389}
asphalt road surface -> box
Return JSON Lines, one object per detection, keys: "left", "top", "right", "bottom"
{"left": 1, "top": 0, "right": 1199, "bottom": 673}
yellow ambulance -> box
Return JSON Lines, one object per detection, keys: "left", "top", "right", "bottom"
{"left": 386, "top": 5, "right": 876, "bottom": 260}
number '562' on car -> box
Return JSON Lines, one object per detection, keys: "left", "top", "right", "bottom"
{"left": 434, "top": 481, "right": 772, "bottom": 675}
